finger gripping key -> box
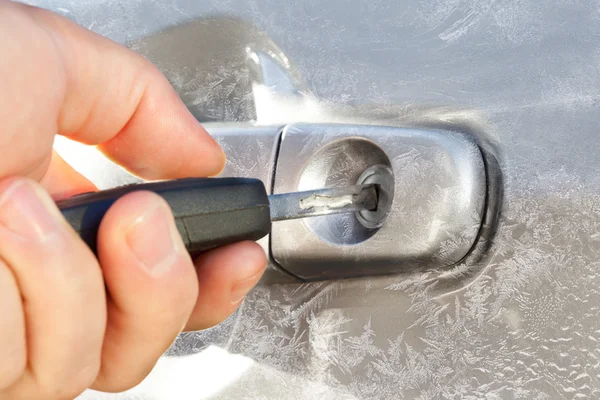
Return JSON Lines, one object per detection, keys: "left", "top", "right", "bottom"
{"left": 57, "top": 178, "right": 272, "bottom": 257}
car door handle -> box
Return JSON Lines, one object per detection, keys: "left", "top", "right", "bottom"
{"left": 211, "top": 122, "right": 488, "bottom": 281}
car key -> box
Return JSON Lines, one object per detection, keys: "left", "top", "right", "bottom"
{"left": 57, "top": 178, "right": 379, "bottom": 256}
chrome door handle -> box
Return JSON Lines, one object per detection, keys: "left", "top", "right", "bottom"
{"left": 210, "top": 122, "right": 489, "bottom": 282}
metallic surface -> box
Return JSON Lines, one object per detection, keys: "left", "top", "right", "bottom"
{"left": 271, "top": 123, "right": 486, "bottom": 280}
{"left": 32, "top": 0, "right": 600, "bottom": 398}
{"left": 269, "top": 184, "right": 378, "bottom": 222}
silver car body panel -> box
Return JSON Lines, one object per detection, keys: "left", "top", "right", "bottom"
{"left": 25, "top": 0, "right": 600, "bottom": 398}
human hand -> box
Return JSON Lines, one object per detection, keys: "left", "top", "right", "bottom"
{"left": 0, "top": 2, "right": 266, "bottom": 398}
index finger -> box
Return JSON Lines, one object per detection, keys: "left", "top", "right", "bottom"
{"left": 26, "top": 4, "right": 225, "bottom": 180}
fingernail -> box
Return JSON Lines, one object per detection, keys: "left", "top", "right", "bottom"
{"left": 126, "top": 199, "right": 181, "bottom": 275}
{"left": 230, "top": 272, "right": 262, "bottom": 304}
{"left": 0, "top": 180, "right": 62, "bottom": 240}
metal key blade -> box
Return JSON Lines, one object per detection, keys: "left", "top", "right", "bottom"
{"left": 268, "top": 184, "right": 378, "bottom": 222}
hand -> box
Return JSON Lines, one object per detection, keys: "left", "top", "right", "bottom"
{"left": 0, "top": 2, "right": 266, "bottom": 398}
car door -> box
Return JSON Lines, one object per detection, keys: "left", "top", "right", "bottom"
{"left": 30, "top": 0, "right": 600, "bottom": 399}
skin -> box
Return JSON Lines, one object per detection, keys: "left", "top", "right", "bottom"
{"left": 0, "top": 2, "right": 267, "bottom": 399}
